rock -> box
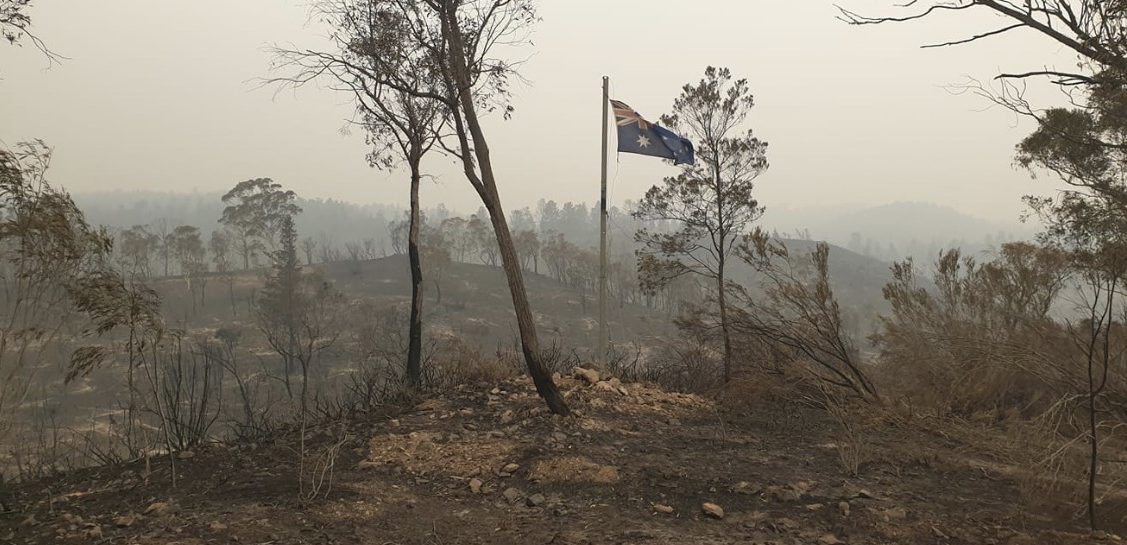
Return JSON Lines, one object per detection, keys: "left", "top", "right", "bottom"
{"left": 499, "top": 410, "right": 514, "bottom": 424}
{"left": 356, "top": 460, "right": 381, "bottom": 470}
{"left": 502, "top": 487, "right": 522, "bottom": 503}
{"left": 667, "top": 417, "right": 682, "bottom": 426}
{"left": 209, "top": 521, "right": 228, "bottom": 531}
{"left": 526, "top": 493, "right": 547, "bottom": 507}
{"left": 176, "top": 450, "right": 195, "bottom": 459}
{"left": 701, "top": 502, "right": 725, "bottom": 519}
{"left": 18, "top": 514, "right": 37, "bottom": 527}
{"left": 766, "top": 485, "right": 801, "bottom": 503}
{"left": 84, "top": 526, "right": 103, "bottom": 539}
{"left": 551, "top": 432, "right": 568, "bottom": 442}
{"left": 143, "top": 501, "right": 170, "bottom": 516}
{"left": 817, "top": 534, "right": 843, "bottom": 545}
{"left": 573, "top": 367, "right": 600, "bottom": 384}
{"left": 593, "top": 380, "right": 626, "bottom": 395}
{"left": 469, "top": 478, "right": 484, "bottom": 494}
{"left": 838, "top": 501, "right": 851, "bottom": 517}
{"left": 881, "top": 507, "right": 908, "bottom": 521}
{"left": 499, "top": 463, "right": 520, "bottom": 477}
{"left": 113, "top": 515, "right": 137, "bottom": 528}
{"left": 856, "top": 489, "right": 875, "bottom": 499}
{"left": 653, "top": 503, "right": 674, "bottom": 514}
{"left": 805, "top": 503, "right": 824, "bottom": 511}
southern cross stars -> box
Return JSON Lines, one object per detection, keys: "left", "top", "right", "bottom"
{"left": 637, "top": 134, "right": 651, "bottom": 148}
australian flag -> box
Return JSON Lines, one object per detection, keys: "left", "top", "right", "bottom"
{"left": 610, "top": 99, "right": 694, "bottom": 166}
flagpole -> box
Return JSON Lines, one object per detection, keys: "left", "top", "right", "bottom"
{"left": 598, "top": 76, "right": 609, "bottom": 368}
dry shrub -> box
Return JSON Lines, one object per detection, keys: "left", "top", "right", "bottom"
{"left": 638, "top": 334, "right": 724, "bottom": 394}
{"left": 734, "top": 236, "right": 879, "bottom": 401}
{"left": 1003, "top": 397, "right": 1127, "bottom": 521}
{"left": 876, "top": 246, "right": 1071, "bottom": 420}
{"left": 432, "top": 337, "right": 520, "bottom": 387}
{"left": 819, "top": 383, "right": 880, "bottom": 476}
{"left": 874, "top": 244, "right": 1127, "bottom": 526}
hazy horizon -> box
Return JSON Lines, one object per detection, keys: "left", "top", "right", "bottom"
{"left": 1, "top": 1, "right": 1074, "bottom": 225}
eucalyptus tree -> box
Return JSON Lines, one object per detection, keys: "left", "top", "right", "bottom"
{"left": 840, "top": 1, "right": 1127, "bottom": 530}
{"left": 118, "top": 225, "right": 160, "bottom": 278}
{"left": 220, "top": 178, "right": 301, "bottom": 270}
{"left": 634, "top": 67, "right": 769, "bottom": 383}
{"left": 1, "top": 0, "right": 58, "bottom": 64}
{"left": 210, "top": 229, "right": 238, "bottom": 315}
{"left": 0, "top": 141, "right": 120, "bottom": 440}
{"left": 272, "top": 0, "right": 569, "bottom": 414}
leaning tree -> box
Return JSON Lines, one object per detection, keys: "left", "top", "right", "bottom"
{"left": 273, "top": 0, "right": 570, "bottom": 415}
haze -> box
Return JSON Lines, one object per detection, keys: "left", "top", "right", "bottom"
{"left": 1, "top": 1, "right": 1070, "bottom": 225}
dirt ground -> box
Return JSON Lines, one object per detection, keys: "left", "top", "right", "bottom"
{"left": 0, "top": 373, "right": 1111, "bottom": 545}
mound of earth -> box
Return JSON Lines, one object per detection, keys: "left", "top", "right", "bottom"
{"left": 0, "top": 373, "right": 1104, "bottom": 544}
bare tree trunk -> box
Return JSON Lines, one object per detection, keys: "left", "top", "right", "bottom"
{"left": 227, "top": 278, "right": 237, "bottom": 317}
{"left": 717, "top": 259, "right": 733, "bottom": 384}
{"left": 715, "top": 157, "right": 733, "bottom": 384}
{"left": 406, "top": 166, "right": 424, "bottom": 388}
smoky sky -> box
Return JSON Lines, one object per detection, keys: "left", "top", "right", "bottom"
{"left": 0, "top": 1, "right": 1075, "bottom": 225}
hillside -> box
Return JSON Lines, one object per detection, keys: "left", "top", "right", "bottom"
{"left": 150, "top": 254, "right": 678, "bottom": 354}
{"left": 766, "top": 202, "right": 1036, "bottom": 263}
{"left": 145, "top": 241, "right": 894, "bottom": 357}
{"left": 1, "top": 373, "right": 1102, "bottom": 544}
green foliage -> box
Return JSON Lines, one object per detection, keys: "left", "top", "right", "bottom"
{"left": 0, "top": 0, "right": 32, "bottom": 45}
{"left": 0, "top": 141, "right": 134, "bottom": 428}
{"left": 633, "top": 66, "right": 769, "bottom": 382}
{"left": 634, "top": 66, "right": 769, "bottom": 292}
{"left": 220, "top": 178, "right": 301, "bottom": 269}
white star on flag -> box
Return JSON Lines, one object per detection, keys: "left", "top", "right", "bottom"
{"left": 637, "top": 135, "right": 651, "bottom": 148}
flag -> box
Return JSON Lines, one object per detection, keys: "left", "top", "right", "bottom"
{"left": 610, "top": 99, "right": 695, "bottom": 165}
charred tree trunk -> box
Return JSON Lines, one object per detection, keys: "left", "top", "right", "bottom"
{"left": 439, "top": 1, "right": 569, "bottom": 416}
{"left": 406, "top": 164, "right": 424, "bottom": 389}
{"left": 483, "top": 194, "right": 570, "bottom": 415}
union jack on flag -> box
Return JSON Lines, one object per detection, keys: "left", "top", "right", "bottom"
{"left": 611, "top": 99, "right": 652, "bottom": 131}
{"left": 608, "top": 98, "right": 694, "bottom": 166}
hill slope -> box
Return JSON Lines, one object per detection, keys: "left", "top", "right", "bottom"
{"left": 2, "top": 375, "right": 1100, "bottom": 544}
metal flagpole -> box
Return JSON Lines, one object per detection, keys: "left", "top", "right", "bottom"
{"left": 598, "top": 76, "right": 609, "bottom": 368}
